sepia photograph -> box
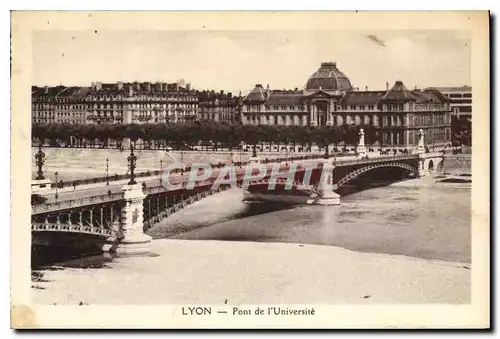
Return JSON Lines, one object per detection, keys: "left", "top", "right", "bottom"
{"left": 10, "top": 10, "right": 490, "bottom": 329}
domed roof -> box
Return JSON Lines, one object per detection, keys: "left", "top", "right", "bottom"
{"left": 305, "top": 62, "right": 352, "bottom": 92}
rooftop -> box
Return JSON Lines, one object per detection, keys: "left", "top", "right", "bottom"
{"left": 424, "top": 85, "right": 472, "bottom": 93}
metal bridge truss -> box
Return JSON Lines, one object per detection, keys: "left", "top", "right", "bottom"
{"left": 31, "top": 222, "right": 113, "bottom": 237}
{"left": 31, "top": 202, "right": 121, "bottom": 238}
{"left": 143, "top": 185, "right": 233, "bottom": 230}
{"left": 333, "top": 162, "right": 418, "bottom": 190}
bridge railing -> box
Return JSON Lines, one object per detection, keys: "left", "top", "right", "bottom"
{"left": 32, "top": 222, "right": 114, "bottom": 237}
{"left": 32, "top": 191, "right": 125, "bottom": 215}
{"left": 44, "top": 153, "right": 336, "bottom": 190}
{"left": 333, "top": 154, "right": 418, "bottom": 167}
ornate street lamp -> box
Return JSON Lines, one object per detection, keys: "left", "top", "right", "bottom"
{"left": 54, "top": 171, "right": 59, "bottom": 202}
{"left": 239, "top": 144, "right": 243, "bottom": 167}
{"left": 285, "top": 145, "right": 289, "bottom": 166}
{"left": 160, "top": 159, "right": 163, "bottom": 185}
{"left": 252, "top": 144, "right": 257, "bottom": 158}
{"left": 105, "top": 158, "right": 109, "bottom": 185}
{"left": 324, "top": 143, "right": 329, "bottom": 159}
{"left": 35, "top": 143, "right": 46, "bottom": 180}
{"left": 127, "top": 145, "right": 137, "bottom": 185}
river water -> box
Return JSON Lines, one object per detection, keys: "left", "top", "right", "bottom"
{"left": 148, "top": 156, "right": 471, "bottom": 264}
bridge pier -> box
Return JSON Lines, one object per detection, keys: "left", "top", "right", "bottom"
{"left": 316, "top": 160, "right": 340, "bottom": 205}
{"left": 316, "top": 189, "right": 341, "bottom": 205}
{"left": 416, "top": 129, "right": 444, "bottom": 177}
{"left": 114, "top": 183, "right": 152, "bottom": 255}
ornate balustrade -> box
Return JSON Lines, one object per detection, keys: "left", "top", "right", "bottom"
{"left": 32, "top": 222, "right": 113, "bottom": 237}
{"left": 32, "top": 192, "right": 124, "bottom": 215}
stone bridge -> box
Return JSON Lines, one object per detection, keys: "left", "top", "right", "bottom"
{"left": 31, "top": 128, "right": 444, "bottom": 255}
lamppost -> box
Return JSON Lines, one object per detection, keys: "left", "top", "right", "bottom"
{"left": 252, "top": 144, "right": 257, "bottom": 158}
{"left": 105, "top": 158, "right": 109, "bottom": 185}
{"left": 127, "top": 145, "right": 137, "bottom": 185}
{"left": 160, "top": 159, "right": 163, "bottom": 185}
{"left": 324, "top": 142, "right": 329, "bottom": 159}
{"left": 54, "top": 171, "right": 59, "bottom": 202}
{"left": 239, "top": 146, "right": 242, "bottom": 167}
{"left": 35, "top": 143, "right": 46, "bottom": 180}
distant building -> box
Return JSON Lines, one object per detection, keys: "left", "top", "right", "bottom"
{"left": 424, "top": 86, "right": 472, "bottom": 121}
{"left": 32, "top": 81, "right": 199, "bottom": 125}
{"left": 197, "top": 90, "right": 241, "bottom": 123}
{"left": 241, "top": 62, "right": 453, "bottom": 148}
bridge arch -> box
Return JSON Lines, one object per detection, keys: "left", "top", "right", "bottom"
{"left": 143, "top": 185, "right": 235, "bottom": 230}
{"left": 334, "top": 162, "right": 418, "bottom": 190}
{"left": 421, "top": 155, "right": 444, "bottom": 174}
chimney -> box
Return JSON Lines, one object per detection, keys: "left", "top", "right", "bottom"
{"left": 128, "top": 84, "right": 133, "bottom": 97}
{"left": 365, "top": 86, "right": 368, "bottom": 91}
{"left": 220, "top": 90, "right": 224, "bottom": 95}
{"left": 386, "top": 82, "right": 389, "bottom": 91}
{"left": 117, "top": 82, "right": 123, "bottom": 91}
{"left": 135, "top": 82, "right": 140, "bottom": 92}
{"left": 145, "top": 82, "right": 151, "bottom": 92}
{"left": 44, "top": 86, "right": 49, "bottom": 94}
{"left": 186, "top": 83, "right": 191, "bottom": 91}
{"left": 95, "top": 82, "right": 102, "bottom": 91}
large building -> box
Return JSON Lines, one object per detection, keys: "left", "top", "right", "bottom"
{"left": 32, "top": 81, "right": 240, "bottom": 125}
{"left": 241, "top": 62, "right": 453, "bottom": 148}
{"left": 198, "top": 90, "right": 241, "bottom": 123}
{"left": 424, "top": 85, "right": 472, "bottom": 121}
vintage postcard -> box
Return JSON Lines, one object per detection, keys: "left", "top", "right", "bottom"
{"left": 11, "top": 11, "right": 490, "bottom": 329}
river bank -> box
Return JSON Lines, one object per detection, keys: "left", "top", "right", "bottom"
{"left": 31, "top": 239, "right": 470, "bottom": 305}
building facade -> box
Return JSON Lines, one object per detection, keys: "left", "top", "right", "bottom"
{"left": 424, "top": 86, "right": 472, "bottom": 121}
{"left": 32, "top": 81, "right": 232, "bottom": 125}
{"left": 197, "top": 90, "right": 241, "bottom": 123}
{"left": 241, "top": 62, "right": 453, "bottom": 148}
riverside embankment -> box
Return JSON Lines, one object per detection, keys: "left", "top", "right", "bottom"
{"left": 32, "top": 239, "right": 470, "bottom": 305}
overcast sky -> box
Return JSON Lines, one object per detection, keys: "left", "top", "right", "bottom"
{"left": 32, "top": 30, "right": 470, "bottom": 94}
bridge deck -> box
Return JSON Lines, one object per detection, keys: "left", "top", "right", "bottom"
{"left": 32, "top": 154, "right": 424, "bottom": 215}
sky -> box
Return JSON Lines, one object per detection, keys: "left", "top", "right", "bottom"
{"left": 32, "top": 30, "right": 470, "bottom": 94}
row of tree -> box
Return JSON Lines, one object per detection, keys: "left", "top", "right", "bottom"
{"left": 32, "top": 122, "right": 380, "bottom": 150}
{"left": 32, "top": 120, "right": 467, "bottom": 151}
